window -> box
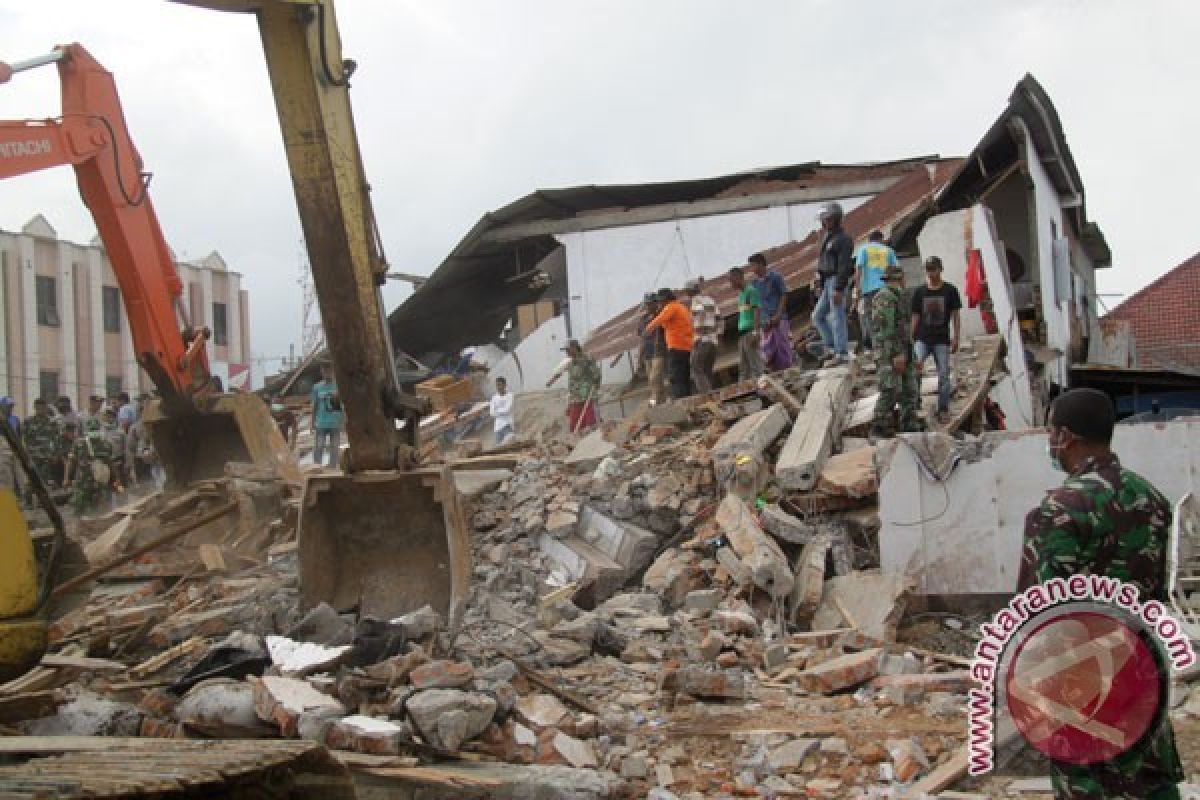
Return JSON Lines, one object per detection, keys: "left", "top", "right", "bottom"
{"left": 35, "top": 275, "right": 59, "bottom": 327}
{"left": 102, "top": 286, "right": 121, "bottom": 333}
{"left": 106, "top": 376, "right": 122, "bottom": 400}
{"left": 39, "top": 371, "right": 59, "bottom": 404}
{"left": 212, "top": 302, "right": 228, "bottom": 346}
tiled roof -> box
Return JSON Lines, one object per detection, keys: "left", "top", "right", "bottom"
{"left": 1104, "top": 251, "right": 1200, "bottom": 370}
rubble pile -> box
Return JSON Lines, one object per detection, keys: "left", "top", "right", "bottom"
{"left": 8, "top": 335, "right": 1197, "bottom": 798}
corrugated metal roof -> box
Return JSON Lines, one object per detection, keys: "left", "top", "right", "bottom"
{"left": 583, "top": 159, "right": 964, "bottom": 360}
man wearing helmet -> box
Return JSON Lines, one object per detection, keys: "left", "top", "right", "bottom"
{"left": 813, "top": 202, "right": 854, "bottom": 366}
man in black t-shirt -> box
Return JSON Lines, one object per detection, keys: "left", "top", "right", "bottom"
{"left": 909, "top": 256, "right": 962, "bottom": 423}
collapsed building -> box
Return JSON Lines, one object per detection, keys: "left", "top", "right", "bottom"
{"left": 8, "top": 71, "right": 1200, "bottom": 799}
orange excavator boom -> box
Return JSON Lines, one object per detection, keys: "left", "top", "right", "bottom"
{"left": 0, "top": 43, "right": 210, "bottom": 411}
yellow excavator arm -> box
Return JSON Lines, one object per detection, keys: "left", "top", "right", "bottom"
{"left": 171, "top": 0, "right": 470, "bottom": 626}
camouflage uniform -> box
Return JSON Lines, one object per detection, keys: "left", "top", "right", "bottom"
{"left": 1018, "top": 452, "right": 1183, "bottom": 799}
{"left": 69, "top": 421, "right": 114, "bottom": 514}
{"left": 869, "top": 284, "right": 920, "bottom": 434}
{"left": 22, "top": 411, "right": 62, "bottom": 500}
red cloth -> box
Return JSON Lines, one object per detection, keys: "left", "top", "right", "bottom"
{"left": 965, "top": 249, "right": 985, "bottom": 308}
{"left": 567, "top": 400, "right": 597, "bottom": 433}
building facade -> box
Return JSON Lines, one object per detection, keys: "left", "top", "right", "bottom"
{"left": 0, "top": 214, "right": 251, "bottom": 414}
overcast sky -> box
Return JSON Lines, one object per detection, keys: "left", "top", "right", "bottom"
{"left": 3, "top": 1, "right": 1198, "bottom": 382}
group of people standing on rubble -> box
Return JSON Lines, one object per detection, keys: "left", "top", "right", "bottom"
{"left": 538, "top": 201, "right": 967, "bottom": 437}
{"left": 0, "top": 391, "right": 161, "bottom": 516}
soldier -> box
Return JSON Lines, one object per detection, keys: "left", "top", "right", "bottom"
{"left": 65, "top": 417, "right": 115, "bottom": 515}
{"left": 1018, "top": 388, "right": 1183, "bottom": 799}
{"left": 22, "top": 397, "right": 62, "bottom": 503}
{"left": 101, "top": 407, "right": 128, "bottom": 488}
{"left": 869, "top": 265, "right": 921, "bottom": 438}
{"left": 56, "top": 421, "right": 78, "bottom": 487}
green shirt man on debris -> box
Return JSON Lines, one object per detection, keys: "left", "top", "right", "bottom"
{"left": 1018, "top": 388, "right": 1184, "bottom": 800}
{"left": 869, "top": 265, "right": 921, "bottom": 437}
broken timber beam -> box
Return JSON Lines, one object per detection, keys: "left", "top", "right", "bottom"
{"left": 51, "top": 501, "right": 238, "bottom": 598}
{"left": 776, "top": 363, "right": 856, "bottom": 491}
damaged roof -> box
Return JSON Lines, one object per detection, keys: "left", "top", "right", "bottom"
{"left": 938, "top": 73, "right": 1110, "bottom": 267}
{"left": 584, "top": 159, "right": 964, "bottom": 360}
{"left": 386, "top": 158, "right": 940, "bottom": 358}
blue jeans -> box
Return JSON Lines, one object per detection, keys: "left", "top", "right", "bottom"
{"left": 914, "top": 341, "right": 952, "bottom": 412}
{"left": 813, "top": 280, "right": 848, "bottom": 356}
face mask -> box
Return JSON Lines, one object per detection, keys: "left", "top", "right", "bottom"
{"left": 1046, "top": 429, "right": 1068, "bottom": 472}
{"left": 271, "top": 403, "right": 285, "bottom": 413}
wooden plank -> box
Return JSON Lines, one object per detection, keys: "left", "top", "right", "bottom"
{"left": 52, "top": 501, "right": 238, "bottom": 598}
{"left": 39, "top": 654, "right": 126, "bottom": 671}
{"left": 198, "top": 544, "right": 226, "bottom": 572}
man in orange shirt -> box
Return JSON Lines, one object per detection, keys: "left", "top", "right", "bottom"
{"left": 644, "top": 288, "right": 694, "bottom": 399}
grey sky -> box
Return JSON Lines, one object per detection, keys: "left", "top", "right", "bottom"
{"left": 3, "top": 1, "right": 1198, "bottom": 382}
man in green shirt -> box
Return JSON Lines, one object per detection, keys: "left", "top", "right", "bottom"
{"left": 728, "top": 267, "right": 762, "bottom": 381}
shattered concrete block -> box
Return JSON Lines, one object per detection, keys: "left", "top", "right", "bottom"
{"left": 406, "top": 689, "right": 496, "bottom": 752}
{"left": 759, "top": 504, "right": 820, "bottom": 544}
{"left": 788, "top": 533, "right": 831, "bottom": 625}
{"left": 816, "top": 447, "right": 878, "bottom": 498}
{"left": 716, "top": 494, "right": 794, "bottom": 600}
{"left": 326, "top": 715, "right": 411, "bottom": 755}
{"left": 620, "top": 752, "right": 649, "bottom": 778}
{"left": 888, "top": 737, "right": 930, "bottom": 783}
{"left": 578, "top": 506, "right": 658, "bottom": 578}
{"left": 713, "top": 609, "right": 760, "bottom": 637}
{"left": 795, "top": 648, "right": 882, "bottom": 694}
{"left": 711, "top": 405, "right": 790, "bottom": 480}
{"left": 516, "top": 693, "right": 570, "bottom": 730}
{"left": 698, "top": 630, "right": 727, "bottom": 662}
{"left": 409, "top": 659, "right": 475, "bottom": 690}
{"left": 684, "top": 589, "right": 722, "bottom": 613}
{"left": 642, "top": 549, "right": 702, "bottom": 609}
{"left": 775, "top": 409, "right": 835, "bottom": 491}
{"left": 545, "top": 510, "right": 579, "bottom": 538}
{"left": 175, "top": 679, "right": 264, "bottom": 737}
{"left": 762, "top": 643, "right": 789, "bottom": 670}
{"left": 870, "top": 671, "right": 972, "bottom": 694}
{"left": 362, "top": 650, "right": 428, "bottom": 688}
{"left": 565, "top": 430, "right": 616, "bottom": 472}
{"left": 253, "top": 676, "right": 346, "bottom": 738}
{"left": 552, "top": 731, "right": 599, "bottom": 769}
{"left": 265, "top": 635, "right": 351, "bottom": 677}
{"left": 768, "top": 738, "right": 818, "bottom": 771}
{"left": 715, "top": 547, "right": 751, "bottom": 587}
{"left": 674, "top": 666, "right": 747, "bottom": 700}
{"left": 811, "top": 571, "right": 914, "bottom": 642}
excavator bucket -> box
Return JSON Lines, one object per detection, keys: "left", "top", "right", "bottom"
{"left": 297, "top": 467, "right": 471, "bottom": 631}
{"left": 143, "top": 393, "right": 299, "bottom": 488}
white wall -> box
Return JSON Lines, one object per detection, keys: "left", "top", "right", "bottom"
{"left": 485, "top": 315, "right": 571, "bottom": 394}
{"left": 558, "top": 196, "right": 871, "bottom": 341}
{"left": 1021, "top": 123, "right": 1072, "bottom": 387}
{"left": 879, "top": 420, "right": 1200, "bottom": 595}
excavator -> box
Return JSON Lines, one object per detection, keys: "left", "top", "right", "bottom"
{"left": 0, "top": 0, "right": 470, "bottom": 685}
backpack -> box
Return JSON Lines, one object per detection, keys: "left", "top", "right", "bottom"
{"left": 85, "top": 435, "right": 111, "bottom": 486}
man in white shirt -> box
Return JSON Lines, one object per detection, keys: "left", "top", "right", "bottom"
{"left": 489, "top": 377, "right": 515, "bottom": 444}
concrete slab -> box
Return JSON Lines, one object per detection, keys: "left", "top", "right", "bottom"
{"left": 711, "top": 405, "right": 789, "bottom": 481}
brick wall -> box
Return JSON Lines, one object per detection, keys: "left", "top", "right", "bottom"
{"left": 1105, "top": 253, "right": 1200, "bottom": 369}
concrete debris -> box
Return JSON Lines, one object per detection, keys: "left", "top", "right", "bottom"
{"left": 7, "top": 332, "right": 1036, "bottom": 798}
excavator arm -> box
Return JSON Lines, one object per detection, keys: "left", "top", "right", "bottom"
{"left": 172, "top": 0, "right": 470, "bottom": 626}
{"left": 0, "top": 45, "right": 210, "bottom": 412}
{"left": 0, "top": 44, "right": 295, "bottom": 488}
